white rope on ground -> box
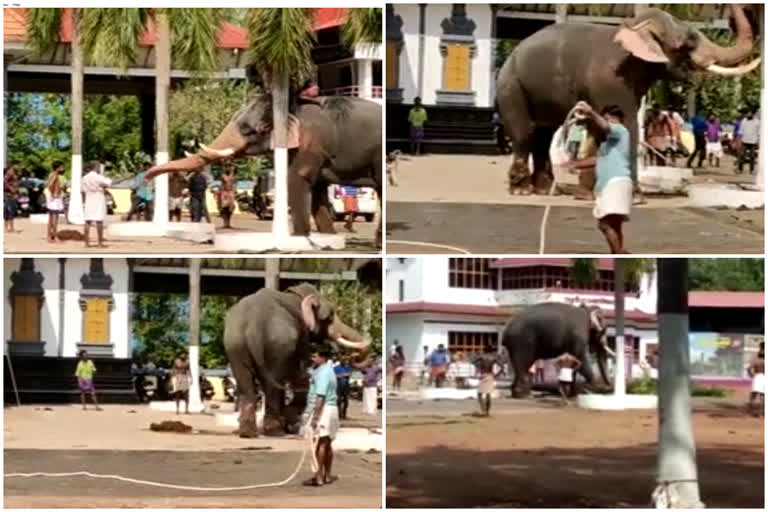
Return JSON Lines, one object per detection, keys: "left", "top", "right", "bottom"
{"left": 387, "top": 240, "right": 471, "bottom": 254}
{"left": 6, "top": 435, "right": 320, "bottom": 492}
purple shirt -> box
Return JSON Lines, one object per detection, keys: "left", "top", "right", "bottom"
{"left": 362, "top": 365, "right": 381, "bottom": 387}
{"left": 706, "top": 121, "right": 721, "bottom": 142}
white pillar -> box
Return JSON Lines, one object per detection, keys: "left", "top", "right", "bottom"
{"left": 613, "top": 258, "right": 626, "bottom": 401}
{"left": 68, "top": 155, "right": 84, "bottom": 224}
{"left": 187, "top": 344, "right": 203, "bottom": 412}
{"left": 153, "top": 152, "right": 169, "bottom": 225}
{"left": 358, "top": 58, "right": 373, "bottom": 99}
{"left": 272, "top": 147, "right": 290, "bottom": 238}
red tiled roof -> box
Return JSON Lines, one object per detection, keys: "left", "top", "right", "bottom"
{"left": 4, "top": 8, "right": 346, "bottom": 46}
{"left": 689, "top": 291, "right": 764, "bottom": 309}
{"left": 491, "top": 258, "right": 616, "bottom": 271}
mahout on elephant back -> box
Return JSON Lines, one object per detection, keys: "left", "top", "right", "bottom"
{"left": 496, "top": 4, "right": 760, "bottom": 195}
{"left": 223, "top": 282, "right": 371, "bottom": 437}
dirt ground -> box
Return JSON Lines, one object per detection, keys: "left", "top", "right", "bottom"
{"left": 386, "top": 397, "right": 764, "bottom": 508}
{"left": 3, "top": 214, "right": 379, "bottom": 254}
{"left": 4, "top": 403, "right": 382, "bottom": 508}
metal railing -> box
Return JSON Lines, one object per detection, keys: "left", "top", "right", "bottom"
{"left": 321, "top": 85, "right": 383, "bottom": 98}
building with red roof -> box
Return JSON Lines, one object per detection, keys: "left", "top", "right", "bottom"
{"left": 386, "top": 257, "right": 764, "bottom": 388}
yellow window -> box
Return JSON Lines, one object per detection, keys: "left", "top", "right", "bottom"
{"left": 443, "top": 44, "right": 470, "bottom": 91}
{"left": 13, "top": 295, "right": 39, "bottom": 342}
{"left": 83, "top": 298, "right": 110, "bottom": 344}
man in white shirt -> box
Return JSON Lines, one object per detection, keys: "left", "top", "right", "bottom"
{"left": 738, "top": 111, "right": 760, "bottom": 175}
{"left": 81, "top": 160, "right": 112, "bottom": 247}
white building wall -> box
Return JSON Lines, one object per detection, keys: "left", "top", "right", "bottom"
{"left": 385, "top": 257, "right": 424, "bottom": 303}
{"left": 396, "top": 4, "right": 422, "bottom": 103}
{"left": 386, "top": 315, "right": 425, "bottom": 367}
{"left": 421, "top": 4, "right": 451, "bottom": 106}
{"left": 421, "top": 257, "right": 498, "bottom": 305}
{"left": 469, "top": 4, "right": 493, "bottom": 108}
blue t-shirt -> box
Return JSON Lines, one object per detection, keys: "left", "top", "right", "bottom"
{"left": 334, "top": 364, "right": 353, "bottom": 385}
{"left": 429, "top": 350, "right": 448, "bottom": 366}
{"left": 595, "top": 123, "right": 631, "bottom": 194}
{"left": 135, "top": 171, "right": 154, "bottom": 201}
{"left": 690, "top": 115, "right": 707, "bottom": 135}
{"left": 306, "top": 362, "right": 337, "bottom": 409}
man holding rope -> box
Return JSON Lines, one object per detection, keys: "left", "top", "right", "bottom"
{"left": 302, "top": 347, "right": 339, "bottom": 487}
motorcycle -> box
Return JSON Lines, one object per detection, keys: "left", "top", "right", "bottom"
{"left": 16, "top": 189, "right": 30, "bottom": 217}
{"left": 200, "top": 375, "right": 215, "bottom": 401}
{"left": 236, "top": 191, "right": 254, "bottom": 214}
{"left": 223, "top": 376, "right": 237, "bottom": 402}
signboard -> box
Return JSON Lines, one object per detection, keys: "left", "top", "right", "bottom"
{"left": 689, "top": 332, "right": 746, "bottom": 378}
{"left": 83, "top": 298, "right": 109, "bottom": 344}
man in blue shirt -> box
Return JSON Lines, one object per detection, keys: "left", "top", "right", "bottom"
{"left": 334, "top": 357, "right": 353, "bottom": 420}
{"left": 429, "top": 344, "right": 449, "bottom": 388}
{"left": 303, "top": 347, "right": 339, "bottom": 487}
{"left": 124, "top": 162, "right": 154, "bottom": 221}
{"left": 568, "top": 102, "right": 632, "bottom": 253}
{"left": 687, "top": 112, "right": 708, "bottom": 169}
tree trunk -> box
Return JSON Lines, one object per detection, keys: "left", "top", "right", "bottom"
{"left": 613, "top": 258, "right": 626, "bottom": 399}
{"left": 555, "top": 4, "right": 568, "bottom": 23}
{"left": 187, "top": 257, "right": 203, "bottom": 412}
{"left": 153, "top": 9, "right": 170, "bottom": 224}
{"left": 265, "top": 258, "right": 279, "bottom": 290}
{"left": 686, "top": 89, "right": 696, "bottom": 119}
{"left": 271, "top": 67, "right": 291, "bottom": 238}
{"left": 67, "top": 8, "right": 85, "bottom": 225}
{"left": 652, "top": 259, "right": 703, "bottom": 507}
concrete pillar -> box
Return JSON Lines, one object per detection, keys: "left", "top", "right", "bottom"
{"left": 613, "top": 258, "right": 626, "bottom": 401}
{"left": 358, "top": 58, "right": 373, "bottom": 99}
{"left": 187, "top": 258, "right": 204, "bottom": 413}
{"left": 140, "top": 95, "right": 155, "bottom": 156}
{"left": 555, "top": 4, "right": 568, "bottom": 23}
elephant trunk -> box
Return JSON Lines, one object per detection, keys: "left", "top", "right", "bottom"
{"left": 144, "top": 120, "right": 248, "bottom": 181}
{"left": 691, "top": 4, "right": 758, "bottom": 71}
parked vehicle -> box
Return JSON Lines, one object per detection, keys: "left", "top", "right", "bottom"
{"left": 327, "top": 185, "right": 376, "bottom": 222}
{"left": 16, "top": 189, "right": 30, "bottom": 217}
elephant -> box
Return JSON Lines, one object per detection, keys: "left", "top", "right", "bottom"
{"left": 146, "top": 93, "right": 383, "bottom": 245}
{"left": 223, "top": 283, "right": 370, "bottom": 437}
{"left": 501, "top": 302, "right": 615, "bottom": 398}
{"left": 496, "top": 4, "right": 761, "bottom": 195}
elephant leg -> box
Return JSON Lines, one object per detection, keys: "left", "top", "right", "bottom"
{"left": 511, "top": 364, "right": 531, "bottom": 398}
{"left": 497, "top": 75, "right": 534, "bottom": 195}
{"left": 262, "top": 380, "right": 286, "bottom": 436}
{"left": 288, "top": 151, "right": 324, "bottom": 236}
{"left": 310, "top": 180, "right": 336, "bottom": 233}
{"left": 229, "top": 360, "right": 260, "bottom": 438}
{"left": 532, "top": 127, "right": 555, "bottom": 195}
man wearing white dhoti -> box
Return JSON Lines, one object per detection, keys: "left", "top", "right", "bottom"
{"left": 81, "top": 160, "right": 112, "bottom": 248}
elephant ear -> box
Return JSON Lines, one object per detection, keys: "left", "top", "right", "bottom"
{"left": 615, "top": 21, "right": 670, "bottom": 63}
{"left": 301, "top": 295, "right": 319, "bottom": 334}
{"left": 269, "top": 114, "right": 301, "bottom": 150}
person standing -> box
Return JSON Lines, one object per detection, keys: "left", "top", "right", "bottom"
{"left": 569, "top": 102, "right": 632, "bottom": 254}
{"left": 705, "top": 115, "right": 723, "bottom": 168}
{"left": 334, "top": 357, "right": 353, "bottom": 420}
{"left": 75, "top": 350, "right": 102, "bottom": 411}
{"left": 81, "top": 161, "right": 112, "bottom": 248}
{"left": 686, "top": 111, "right": 708, "bottom": 169}
{"left": 429, "top": 344, "right": 449, "bottom": 388}
{"left": 567, "top": 121, "right": 586, "bottom": 160}
{"left": 555, "top": 352, "right": 581, "bottom": 405}
{"left": 738, "top": 110, "right": 760, "bottom": 174}
{"left": 188, "top": 170, "right": 208, "bottom": 222}
{"left": 168, "top": 172, "right": 186, "bottom": 222}
{"left": 359, "top": 360, "right": 381, "bottom": 415}
{"left": 4, "top": 163, "right": 21, "bottom": 233}
{"left": 408, "top": 97, "right": 428, "bottom": 156}
{"left": 390, "top": 345, "right": 406, "bottom": 391}
{"left": 472, "top": 344, "right": 503, "bottom": 416}
{"left": 172, "top": 352, "right": 191, "bottom": 415}
{"left": 45, "top": 161, "right": 65, "bottom": 242}
{"left": 219, "top": 164, "right": 237, "bottom": 229}
{"left": 124, "top": 162, "right": 154, "bottom": 221}
{"left": 302, "top": 347, "right": 339, "bottom": 487}
{"left": 747, "top": 342, "right": 764, "bottom": 417}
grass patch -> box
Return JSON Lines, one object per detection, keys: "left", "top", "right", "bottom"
{"left": 590, "top": 378, "right": 729, "bottom": 397}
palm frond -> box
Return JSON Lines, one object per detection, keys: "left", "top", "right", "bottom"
{"left": 169, "top": 8, "right": 223, "bottom": 72}
{"left": 246, "top": 8, "right": 316, "bottom": 86}
{"left": 26, "top": 8, "right": 63, "bottom": 58}
{"left": 341, "top": 8, "right": 382, "bottom": 47}
{"left": 81, "top": 8, "right": 146, "bottom": 70}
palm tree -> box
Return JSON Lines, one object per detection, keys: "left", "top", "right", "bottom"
{"left": 652, "top": 259, "right": 702, "bottom": 507}
{"left": 247, "top": 8, "right": 316, "bottom": 239}
{"left": 341, "top": 8, "right": 383, "bottom": 99}
{"left": 27, "top": 8, "right": 85, "bottom": 224}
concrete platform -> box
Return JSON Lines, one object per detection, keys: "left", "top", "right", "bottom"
{"left": 420, "top": 386, "right": 500, "bottom": 400}
{"left": 577, "top": 393, "right": 657, "bottom": 410}
{"left": 164, "top": 222, "right": 215, "bottom": 243}
{"left": 106, "top": 221, "right": 166, "bottom": 237}
{"left": 214, "top": 232, "right": 345, "bottom": 252}
{"left": 687, "top": 183, "right": 764, "bottom": 209}
{"left": 28, "top": 214, "right": 49, "bottom": 224}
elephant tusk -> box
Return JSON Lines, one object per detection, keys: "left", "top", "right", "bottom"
{"left": 199, "top": 143, "right": 235, "bottom": 157}
{"left": 333, "top": 336, "right": 371, "bottom": 351}
{"left": 706, "top": 57, "right": 761, "bottom": 76}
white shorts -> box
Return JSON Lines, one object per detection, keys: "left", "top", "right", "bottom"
{"left": 47, "top": 197, "right": 64, "bottom": 212}
{"left": 752, "top": 373, "right": 765, "bottom": 394}
{"left": 169, "top": 197, "right": 184, "bottom": 210}
{"left": 313, "top": 405, "right": 340, "bottom": 440}
{"left": 706, "top": 141, "right": 723, "bottom": 158}
{"left": 558, "top": 368, "right": 574, "bottom": 383}
{"left": 594, "top": 177, "right": 632, "bottom": 220}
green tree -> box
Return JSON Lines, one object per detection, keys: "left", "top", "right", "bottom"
{"left": 132, "top": 293, "right": 188, "bottom": 366}
{"left": 319, "top": 280, "right": 383, "bottom": 358}
{"left": 200, "top": 295, "right": 238, "bottom": 368}
{"left": 689, "top": 258, "right": 764, "bottom": 291}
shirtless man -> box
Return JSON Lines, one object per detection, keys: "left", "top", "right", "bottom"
{"left": 45, "top": 161, "right": 65, "bottom": 242}
{"left": 472, "top": 344, "right": 503, "bottom": 416}
{"left": 555, "top": 352, "right": 581, "bottom": 405}
{"left": 747, "top": 342, "right": 764, "bottom": 417}
{"left": 219, "top": 165, "right": 236, "bottom": 229}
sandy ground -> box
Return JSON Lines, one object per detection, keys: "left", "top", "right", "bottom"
{"left": 3, "top": 214, "right": 379, "bottom": 254}
{"left": 386, "top": 396, "right": 764, "bottom": 508}
{"left": 386, "top": 154, "right": 763, "bottom": 254}
{"left": 4, "top": 402, "right": 382, "bottom": 508}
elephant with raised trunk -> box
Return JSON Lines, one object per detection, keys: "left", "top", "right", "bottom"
{"left": 224, "top": 283, "right": 370, "bottom": 437}
{"left": 496, "top": 4, "right": 761, "bottom": 194}
{"left": 502, "top": 302, "right": 615, "bottom": 397}
{"left": 147, "top": 94, "right": 382, "bottom": 244}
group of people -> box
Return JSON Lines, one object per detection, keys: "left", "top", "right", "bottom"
{"left": 678, "top": 108, "right": 760, "bottom": 173}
